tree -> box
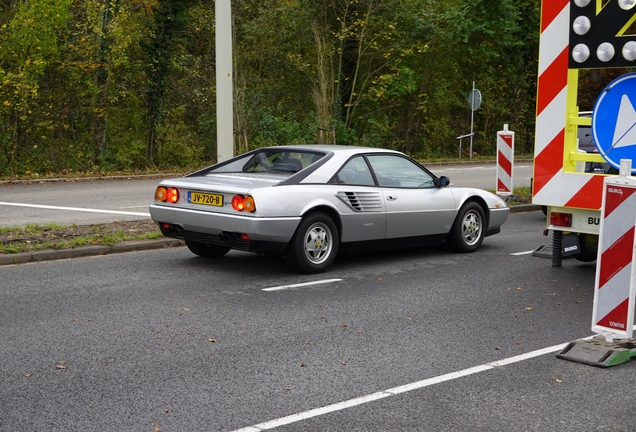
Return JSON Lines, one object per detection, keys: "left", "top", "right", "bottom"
{"left": 141, "top": 0, "right": 195, "bottom": 165}
{"left": 0, "top": 0, "right": 72, "bottom": 173}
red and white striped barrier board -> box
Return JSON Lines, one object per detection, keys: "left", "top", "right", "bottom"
{"left": 496, "top": 125, "right": 514, "bottom": 196}
{"left": 592, "top": 176, "right": 636, "bottom": 340}
{"left": 532, "top": 0, "right": 604, "bottom": 210}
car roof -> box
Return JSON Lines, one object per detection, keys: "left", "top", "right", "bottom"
{"left": 260, "top": 144, "right": 399, "bottom": 155}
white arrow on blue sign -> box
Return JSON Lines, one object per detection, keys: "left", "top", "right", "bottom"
{"left": 593, "top": 73, "right": 636, "bottom": 174}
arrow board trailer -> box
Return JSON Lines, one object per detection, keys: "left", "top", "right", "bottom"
{"left": 532, "top": 0, "right": 636, "bottom": 265}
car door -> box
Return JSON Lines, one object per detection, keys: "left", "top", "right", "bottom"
{"left": 332, "top": 155, "right": 386, "bottom": 242}
{"left": 366, "top": 154, "right": 456, "bottom": 239}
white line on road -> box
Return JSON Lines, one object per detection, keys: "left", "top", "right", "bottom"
{"left": 232, "top": 340, "right": 586, "bottom": 432}
{"left": 435, "top": 165, "right": 530, "bottom": 172}
{"left": 262, "top": 279, "right": 343, "bottom": 291}
{"left": 511, "top": 251, "right": 534, "bottom": 256}
{"left": 0, "top": 201, "right": 150, "bottom": 217}
{"left": 118, "top": 205, "right": 150, "bottom": 209}
{"left": 434, "top": 167, "right": 492, "bottom": 172}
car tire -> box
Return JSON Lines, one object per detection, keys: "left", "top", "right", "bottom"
{"left": 573, "top": 234, "right": 598, "bottom": 262}
{"left": 185, "top": 240, "right": 231, "bottom": 258}
{"left": 448, "top": 202, "right": 486, "bottom": 253}
{"left": 285, "top": 212, "right": 339, "bottom": 273}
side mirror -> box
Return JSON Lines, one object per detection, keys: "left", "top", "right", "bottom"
{"left": 435, "top": 176, "right": 450, "bottom": 187}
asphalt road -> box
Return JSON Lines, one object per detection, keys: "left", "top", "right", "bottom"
{"left": 0, "top": 162, "right": 533, "bottom": 228}
{"left": 1, "top": 211, "right": 634, "bottom": 431}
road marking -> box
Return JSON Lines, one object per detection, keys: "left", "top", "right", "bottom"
{"left": 0, "top": 202, "right": 150, "bottom": 217}
{"left": 435, "top": 166, "right": 492, "bottom": 172}
{"left": 118, "top": 205, "right": 150, "bottom": 209}
{"left": 435, "top": 165, "right": 530, "bottom": 172}
{"left": 231, "top": 340, "right": 586, "bottom": 432}
{"left": 511, "top": 250, "right": 534, "bottom": 256}
{"left": 262, "top": 279, "right": 343, "bottom": 291}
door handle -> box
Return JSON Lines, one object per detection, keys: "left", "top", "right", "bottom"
{"left": 386, "top": 195, "right": 397, "bottom": 201}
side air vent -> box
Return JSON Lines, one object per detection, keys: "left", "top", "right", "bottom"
{"left": 336, "top": 191, "right": 382, "bottom": 212}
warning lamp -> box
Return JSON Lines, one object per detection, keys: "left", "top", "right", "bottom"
{"left": 574, "top": 0, "right": 591, "bottom": 7}
{"left": 550, "top": 212, "right": 573, "bottom": 228}
{"left": 572, "top": 16, "right": 591, "bottom": 36}
{"left": 232, "top": 195, "right": 245, "bottom": 211}
{"left": 243, "top": 196, "right": 256, "bottom": 212}
{"left": 619, "top": 0, "right": 636, "bottom": 11}
{"left": 623, "top": 41, "right": 636, "bottom": 61}
{"left": 155, "top": 187, "right": 167, "bottom": 202}
{"left": 597, "top": 42, "right": 616, "bottom": 63}
{"left": 167, "top": 187, "right": 179, "bottom": 203}
{"left": 572, "top": 44, "right": 591, "bottom": 64}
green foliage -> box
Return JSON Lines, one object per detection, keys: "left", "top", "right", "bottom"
{"left": 0, "top": 0, "right": 543, "bottom": 175}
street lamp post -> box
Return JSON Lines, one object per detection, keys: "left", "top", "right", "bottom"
{"left": 215, "top": 0, "right": 234, "bottom": 163}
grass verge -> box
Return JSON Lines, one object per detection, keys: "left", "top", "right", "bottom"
{"left": 0, "top": 220, "right": 162, "bottom": 254}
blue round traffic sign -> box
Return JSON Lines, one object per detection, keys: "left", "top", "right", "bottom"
{"left": 592, "top": 73, "right": 636, "bottom": 174}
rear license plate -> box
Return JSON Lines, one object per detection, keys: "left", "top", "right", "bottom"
{"left": 188, "top": 192, "right": 223, "bottom": 207}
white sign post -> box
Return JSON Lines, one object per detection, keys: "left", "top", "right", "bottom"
{"left": 467, "top": 82, "right": 481, "bottom": 159}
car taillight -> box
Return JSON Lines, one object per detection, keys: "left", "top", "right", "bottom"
{"left": 232, "top": 195, "right": 244, "bottom": 211}
{"left": 550, "top": 212, "right": 572, "bottom": 227}
{"left": 155, "top": 187, "right": 167, "bottom": 202}
{"left": 243, "top": 196, "right": 256, "bottom": 212}
{"left": 167, "top": 187, "right": 179, "bottom": 203}
{"left": 231, "top": 195, "right": 256, "bottom": 212}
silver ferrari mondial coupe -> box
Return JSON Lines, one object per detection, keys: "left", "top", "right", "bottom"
{"left": 150, "top": 145, "right": 509, "bottom": 273}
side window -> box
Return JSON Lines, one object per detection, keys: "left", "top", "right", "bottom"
{"left": 334, "top": 156, "right": 375, "bottom": 186}
{"left": 367, "top": 155, "right": 434, "bottom": 188}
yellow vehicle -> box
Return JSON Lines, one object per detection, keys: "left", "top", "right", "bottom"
{"left": 532, "top": 0, "right": 635, "bottom": 265}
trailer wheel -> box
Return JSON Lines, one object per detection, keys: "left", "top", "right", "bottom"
{"left": 574, "top": 234, "right": 598, "bottom": 263}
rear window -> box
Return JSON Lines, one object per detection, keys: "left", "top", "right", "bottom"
{"left": 210, "top": 150, "right": 326, "bottom": 174}
{"left": 243, "top": 151, "right": 323, "bottom": 173}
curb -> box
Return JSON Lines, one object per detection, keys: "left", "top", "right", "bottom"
{"left": 509, "top": 204, "right": 541, "bottom": 213}
{"left": 0, "top": 173, "right": 181, "bottom": 186}
{"left": 0, "top": 238, "right": 183, "bottom": 266}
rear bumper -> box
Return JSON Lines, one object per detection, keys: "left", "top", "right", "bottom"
{"left": 150, "top": 204, "right": 301, "bottom": 252}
